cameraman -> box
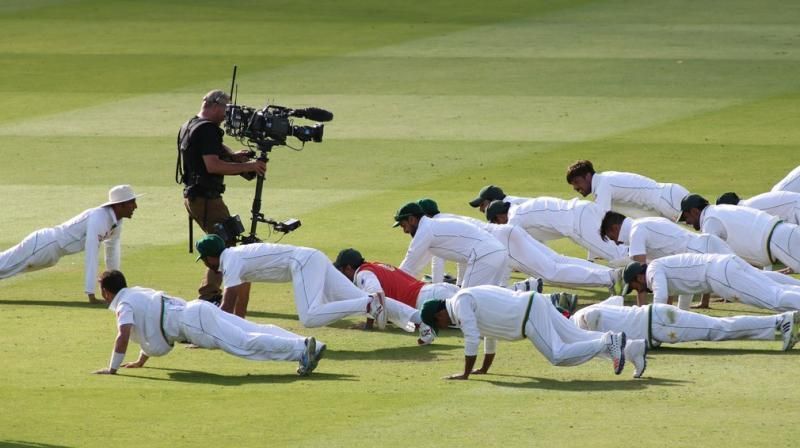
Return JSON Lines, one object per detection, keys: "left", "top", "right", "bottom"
{"left": 177, "top": 89, "right": 266, "bottom": 302}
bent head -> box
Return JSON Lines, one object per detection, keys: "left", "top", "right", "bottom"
{"left": 566, "top": 160, "right": 595, "bottom": 197}
{"left": 334, "top": 248, "right": 365, "bottom": 280}
{"left": 99, "top": 269, "right": 127, "bottom": 303}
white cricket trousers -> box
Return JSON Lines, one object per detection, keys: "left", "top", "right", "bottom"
{"left": 177, "top": 301, "right": 310, "bottom": 361}
{"left": 649, "top": 303, "right": 779, "bottom": 346}
{"left": 460, "top": 249, "right": 508, "bottom": 288}
{"left": 524, "top": 292, "right": 612, "bottom": 366}
{"left": 0, "top": 228, "right": 66, "bottom": 279}
{"left": 291, "top": 250, "right": 373, "bottom": 327}
{"left": 770, "top": 222, "right": 800, "bottom": 273}
{"left": 707, "top": 256, "right": 800, "bottom": 311}
{"left": 510, "top": 237, "right": 612, "bottom": 287}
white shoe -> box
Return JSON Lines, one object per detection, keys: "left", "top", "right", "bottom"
{"left": 780, "top": 311, "right": 799, "bottom": 351}
{"left": 512, "top": 277, "right": 543, "bottom": 293}
{"left": 624, "top": 339, "right": 647, "bottom": 378}
{"left": 297, "top": 337, "right": 317, "bottom": 376}
{"left": 369, "top": 292, "right": 387, "bottom": 330}
{"left": 418, "top": 323, "right": 435, "bottom": 345}
{"left": 605, "top": 332, "right": 626, "bottom": 375}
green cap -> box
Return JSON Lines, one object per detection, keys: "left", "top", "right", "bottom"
{"left": 195, "top": 234, "right": 226, "bottom": 261}
{"left": 715, "top": 192, "right": 740, "bottom": 206}
{"left": 485, "top": 200, "right": 511, "bottom": 222}
{"left": 334, "top": 248, "right": 364, "bottom": 269}
{"left": 469, "top": 185, "right": 506, "bottom": 208}
{"left": 393, "top": 202, "right": 424, "bottom": 227}
{"left": 678, "top": 194, "right": 709, "bottom": 222}
{"left": 420, "top": 300, "right": 447, "bottom": 335}
{"left": 417, "top": 198, "right": 440, "bottom": 216}
{"left": 621, "top": 262, "right": 646, "bottom": 295}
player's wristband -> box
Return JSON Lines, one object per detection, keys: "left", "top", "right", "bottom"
{"left": 109, "top": 351, "right": 125, "bottom": 371}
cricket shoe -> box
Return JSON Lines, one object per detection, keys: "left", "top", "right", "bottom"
{"left": 310, "top": 342, "right": 326, "bottom": 372}
{"left": 779, "top": 311, "right": 799, "bottom": 351}
{"left": 297, "top": 337, "right": 317, "bottom": 376}
{"left": 418, "top": 323, "right": 435, "bottom": 345}
{"left": 368, "top": 292, "right": 387, "bottom": 330}
{"left": 624, "top": 339, "right": 647, "bottom": 378}
{"left": 512, "top": 277, "right": 544, "bottom": 293}
{"left": 555, "top": 292, "right": 579, "bottom": 315}
{"left": 605, "top": 332, "right": 627, "bottom": 375}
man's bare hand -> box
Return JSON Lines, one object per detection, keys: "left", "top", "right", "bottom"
{"left": 122, "top": 361, "right": 145, "bottom": 368}
{"left": 87, "top": 293, "right": 104, "bottom": 304}
{"left": 92, "top": 368, "right": 116, "bottom": 375}
{"left": 470, "top": 368, "right": 490, "bottom": 375}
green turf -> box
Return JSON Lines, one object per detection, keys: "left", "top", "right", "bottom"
{"left": 1, "top": 0, "right": 800, "bottom": 446}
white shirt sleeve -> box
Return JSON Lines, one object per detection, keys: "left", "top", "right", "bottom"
{"left": 399, "top": 222, "right": 435, "bottom": 278}
{"left": 84, "top": 209, "right": 112, "bottom": 294}
{"left": 455, "top": 297, "right": 482, "bottom": 357}
{"left": 221, "top": 251, "right": 244, "bottom": 288}
{"left": 628, "top": 225, "right": 648, "bottom": 258}
{"left": 592, "top": 177, "right": 613, "bottom": 213}
{"left": 104, "top": 225, "right": 122, "bottom": 271}
{"left": 701, "top": 217, "right": 727, "bottom": 240}
{"left": 115, "top": 301, "right": 135, "bottom": 327}
{"left": 649, "top": 269, "right": 670, "bottom": 303}
{"left": 430, "top": 256, "right": 445, "bottom": 283}
{"left": 354, "top": 270, "right": 384, "bottom": 295}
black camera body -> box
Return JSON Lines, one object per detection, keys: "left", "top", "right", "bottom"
{"left": 224, "top": 104, "right": 327, "bottom": 146}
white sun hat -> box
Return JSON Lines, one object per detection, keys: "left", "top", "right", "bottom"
{"left": 100, "top": 185, "right": 143, "bottom": 207}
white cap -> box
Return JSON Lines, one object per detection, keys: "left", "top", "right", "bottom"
{"left": 100, "top": 185, "right": 143, "bottom": 207}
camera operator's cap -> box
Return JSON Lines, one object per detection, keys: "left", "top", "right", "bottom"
{"left": 678, "top": 194, "right": 710, "bottom": 222}
{"left": 203, "top": 89, "right": 230, "bottom": 106}
{"left": 100, "top": 185, "right": 143, "bottom": 207}
{"left": 195, "top": 234, "right": 226, "bottom": 261}
{"left": 715, "top": 192, "right": 741, "bottom": 206}
{"left": 621, "top": 262, "right": 646, "bottom": 295}
{"left": 334, "top": 248, "right": 364, "bottom": 269}
{"left": 469, "top": 185, "right": 506, "bottom": 208}
{"left": 485, "top": 200, "right": 511, "bottom": 222}
{"left": 417, "top": 198, "right": 440, "bottom": 216}
{"left": 393, "top": 202, "right": 424, "bottom": 227}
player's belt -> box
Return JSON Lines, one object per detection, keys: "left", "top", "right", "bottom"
{"left": 765, "top": 220, "right": 783, "bottom": 264}
{"left": 160, "top": 296, "right": 174, "bottom": 347}
{"left": 521, "top": 293, "right": 535, "bottom": 338}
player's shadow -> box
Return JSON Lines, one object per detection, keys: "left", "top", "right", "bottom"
{"left": 327, "top": 344, "right": 462, "bottom": 362}
{"left": 651, "top": 346, "right": 790, "bottom": 356}
{"left": 481, "top": 374, "right": 688, "bottom": 391}
{"left": 0, "top": 442, "right": 73, "bottom": 448}
{"left": 128, "top": 367, "right": 358, "bottom": 385}
{"left": 0, "top": 299, "right": 104, "bottom": 309}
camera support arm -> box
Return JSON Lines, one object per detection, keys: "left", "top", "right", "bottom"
{"left": 242, "top": 141, "right": 277, "bottom": 244}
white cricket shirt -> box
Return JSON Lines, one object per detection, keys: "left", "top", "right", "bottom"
{"left": 772, "top": 166, "right": 800, "bottom": 193}
{"left": 700, "top": 205, "right": 779, "bottom": 267}
{"left": 740, "top": 191, "right": 800, "bottom": 225}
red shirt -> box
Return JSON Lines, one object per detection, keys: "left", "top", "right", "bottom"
{"left": 356, "top": 262, "right": 425, "bottom": 308}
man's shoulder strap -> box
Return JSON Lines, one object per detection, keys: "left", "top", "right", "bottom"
{"left": 177, "top": 116, "right": 214, "bottom": 151}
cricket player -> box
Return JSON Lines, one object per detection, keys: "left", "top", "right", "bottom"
{"left": 93, "top": 270, "right": 324, "bottom": 376}
{"left": 771, "top": 165, "right": 800, "bottom": 193}
{"left": 195, "top": 234, "right": 419, "bottom": 330}
{"left": 420, "top": 285, "right": 647, "bottom": 379}
{"left": 716, "top": 191, "right": 800, "bottom": 225}
{"left": 565, "top": 160, "right": 690, "bottom": 221}
{"left": 485, "top": 199, "right": 631, "bottom": 266}
{"left": 621, "top": 254, "right": 800, "bottom": 312}
{"left": 417, "top": 198, "right": 481, "bottom": 284}
{"left": 0, "top": 185, "right": 140, "bottom": 303}
{"left": 680, "top": 194, "right": 800, "bottom": 273}
{"left": 468, "top": 184, "right": 528, "bottom": 212}
{"left": 394, "top": 202, "right": 508, "bottom": 288}
{"left": 334, "top": 248, "right": 460, "bottom": 344}
{"left": 600, "top": 211, "right": 734, "bottom": 308}
{"left": 572, "top": 296, "right": 800, "bottom": 351}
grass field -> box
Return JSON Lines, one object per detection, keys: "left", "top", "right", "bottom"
{"left": 1, "top": 0, "right": 800, "bottom": 446}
